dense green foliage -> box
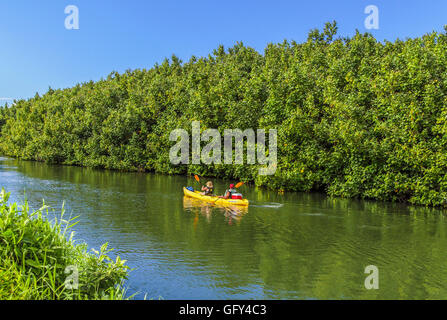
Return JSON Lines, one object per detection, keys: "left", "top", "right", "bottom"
{"left": 0, "top": 189, "right": 129, "bottom": 299}
{"left": 1, "top": 22, "right": 447, "bottom": 206}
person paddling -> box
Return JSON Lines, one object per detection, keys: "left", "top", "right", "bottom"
{"left": 201, "top": 181, "right": 214, "bottom": 196}
{"left": 219, "top": 183, "right": 237, "bottom": 199}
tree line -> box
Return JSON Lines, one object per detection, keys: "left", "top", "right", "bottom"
{"left": 1, "top": 22, "right": 447, "bottom": 206}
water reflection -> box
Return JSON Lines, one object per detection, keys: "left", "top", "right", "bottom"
{"left": 2, "top": 156, "right": 447, "bottom": 299}
{"left": 183, "top": 196, "right": 248, "bottom": 226}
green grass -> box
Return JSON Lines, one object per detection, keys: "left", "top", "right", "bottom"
{"left": 0, "top": 188, "right": 131, "bottom": 300}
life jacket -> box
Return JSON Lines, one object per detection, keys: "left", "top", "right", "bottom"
{"left": 204, "top": 187, "right": 213, "bottom": 195}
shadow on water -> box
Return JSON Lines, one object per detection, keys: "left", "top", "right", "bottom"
{"left": 1, "top": 156, "right": 447, "bottom": 299}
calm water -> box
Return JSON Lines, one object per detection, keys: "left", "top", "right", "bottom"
{"left": 1, "top": 156, "right": 447, "bottom": 299}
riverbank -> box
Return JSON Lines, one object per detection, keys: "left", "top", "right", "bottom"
{"left": 0, "top": 188, "right": 130, "bottom": 300}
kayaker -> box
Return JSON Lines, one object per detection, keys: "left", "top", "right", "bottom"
{"left": 219, "top": 183, "right": 237, "bottom": 199}
{"left": 201, "top": 181, "right": 214, "bottom": 196}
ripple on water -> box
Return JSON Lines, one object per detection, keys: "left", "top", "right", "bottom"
{"left": 298, "top": 212, "right": 327, "bottom": 216}
{"left": 250, "top": 202, "right": 284, "bottom": 209}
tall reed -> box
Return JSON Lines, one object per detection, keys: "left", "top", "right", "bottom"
{"left": 0, "top": 188, "right": 130, "bottom": 300}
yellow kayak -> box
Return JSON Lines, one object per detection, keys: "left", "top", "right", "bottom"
{"left": 183, "top": 187, "right": 249, "bottom": 207}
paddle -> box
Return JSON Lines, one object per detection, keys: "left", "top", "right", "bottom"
{"left": 195, "top": 175, "right": 243, "bottom": 189}
{"left": 235, "top": 182, "right": 244, "bottom": 188}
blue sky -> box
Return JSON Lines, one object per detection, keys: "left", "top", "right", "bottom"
{"left": 0, "top": 0, "right": 446, "bottom": 102}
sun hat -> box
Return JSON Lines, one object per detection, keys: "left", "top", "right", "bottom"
{"left": 206, "top": 181, "right": 214, "bottom": 188}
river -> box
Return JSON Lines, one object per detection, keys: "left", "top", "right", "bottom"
{"left": 1, "top": 156, "right": 447, "bottom": 299}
